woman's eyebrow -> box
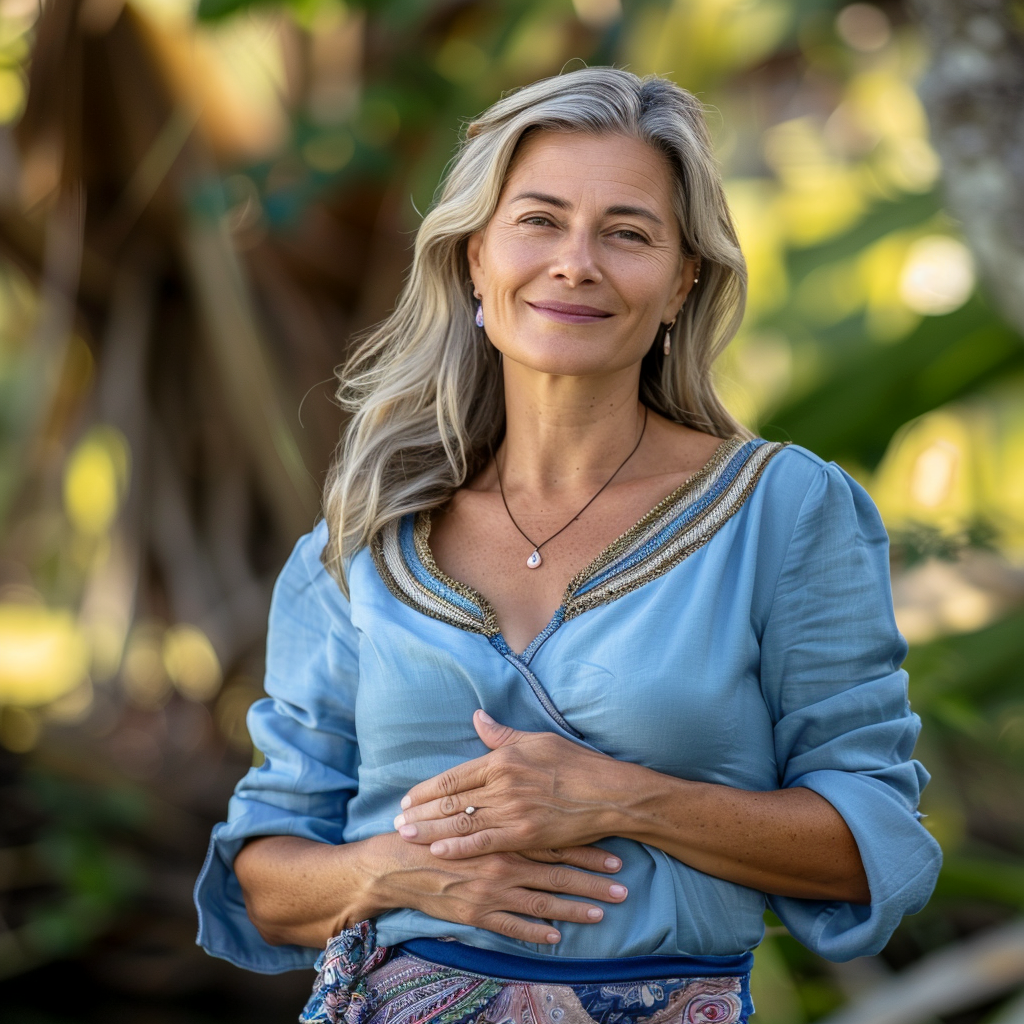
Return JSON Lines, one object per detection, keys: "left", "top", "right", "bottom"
{"left": 509, "top": 190, "right": 572, "bottom": 209}
{"left": 509, "top": 191, "right": 664, "bottom": 226}
{"left": 605, "top": 204, "right": 664, "bottom": 226}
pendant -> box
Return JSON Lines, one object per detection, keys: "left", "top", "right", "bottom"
{"left": 526, "top": 549, "right": 543, "bottom": 569}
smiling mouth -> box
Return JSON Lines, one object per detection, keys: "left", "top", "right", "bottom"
{"left": 526, "top": 301, "right": 614, "bottom": 323}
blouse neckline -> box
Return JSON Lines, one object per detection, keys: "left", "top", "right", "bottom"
{"left": 371, "top": 435, "right": 788, "bottom": 664}
{"left": 414, "top": 434, "right": 739, "bottom": 632}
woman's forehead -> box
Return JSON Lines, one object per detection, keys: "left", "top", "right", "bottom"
{"left": 499, "top": 130, "right": 677, "bottom": 212}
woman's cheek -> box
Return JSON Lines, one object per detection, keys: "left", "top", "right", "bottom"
{"left": 503, "top": 244, "right": 553, "bottom": 285}
{"left": 617, "top": 262, "right": 678, "bottom": 315}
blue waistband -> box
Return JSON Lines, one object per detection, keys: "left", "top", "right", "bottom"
{"left": 397, "top": 938, "right": 754, "bottom": 983}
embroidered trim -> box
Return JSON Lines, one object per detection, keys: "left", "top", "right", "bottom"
{"left": 564, "top": 438, "right": 786, "bottom": 620}
{"left": 371, "top": 517, "right": 496, "bottom": 637}
{"left": 370, "top": 437, "right": 787, "bottom": 641}
{"left": 412, "top": 513, "right": 501, "bottom": 637}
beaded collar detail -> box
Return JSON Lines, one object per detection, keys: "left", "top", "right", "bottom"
{"left": 371, "top": 437, "right": 787, "bottom": 652}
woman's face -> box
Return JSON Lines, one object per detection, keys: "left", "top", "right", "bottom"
{"left": 467, "top": 130, "right": 696, "bottom": 379}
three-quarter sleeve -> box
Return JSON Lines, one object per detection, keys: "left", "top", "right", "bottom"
{"left": 194, "top": 521, "right": 360, "bottom": 973}
{"left": 759, "top": 457, "right": 942, "bottom": 962}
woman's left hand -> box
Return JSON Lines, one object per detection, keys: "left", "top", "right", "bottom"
{"left": 394, "top": 710, "right": 630, "bottom": 859}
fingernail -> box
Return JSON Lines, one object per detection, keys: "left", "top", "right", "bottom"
{"left": 431, "top": 842, "right": 448, "bottom": 855}
{"left": 400, "top": 795, "right": 411, "bottom": 810}
{"left": 604, "top": 857, "right": 621, "bottom": 871}
{"left": 587, "top": 908, "right": 603, "bottom": 920}
{"left": 477, "top": 709, "right": 494, "bottom": 725}
{"left": 546, "top": 931, "right": 560, "bottom": 944}
{"left": 398, "top": 824, "right": 418, "bottom": 838}
{"left": 393, "top": 814, "right": 406, "bottom": 828}
{"left": 609, "top": 884, "right": 627, "bottom": 898}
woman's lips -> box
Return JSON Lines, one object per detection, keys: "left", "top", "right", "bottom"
{"left": 527, "top": 301, "right": 614, "bottom": 325}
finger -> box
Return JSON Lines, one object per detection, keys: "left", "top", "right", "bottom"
{"left": 397, "top": 810, "right": 494, "bottom": 847}
{"left": 427, "top": 827, "right": 522, "bottom": 858}
{"left": 394, "top": 787, "right": 489, "bottom": 829}
{"left": 508, "top": 888, "right": 611, "bottom": 926}
{"left": 521, "top": 846, "right": 622, "bottom": 874}
{"left": 401, "top": 759, "right": 491, "bottom": 811}
{"left": 479, "top": 911, "right": 561, "bottom": 946}
{"left": 518, "top": 860, "right": 629, "bottom": 905}
{"left": 473, "top": 709, "right": 529, "bottom": 751}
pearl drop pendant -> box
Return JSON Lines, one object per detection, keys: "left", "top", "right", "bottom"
{"left": 526, "top": 550, "right": 543, "bottom": 569}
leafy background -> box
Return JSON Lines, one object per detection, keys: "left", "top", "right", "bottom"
{"left": 0, "top": 0, "right": 1022, "bottom": 1021}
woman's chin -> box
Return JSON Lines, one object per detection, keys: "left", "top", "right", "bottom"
{"left": 500, "top": 341, "right": 643, "bottom": 380}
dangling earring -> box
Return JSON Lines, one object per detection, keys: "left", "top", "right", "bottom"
{"left": 475, "top": 301, "right": 484, "bottom": 328}
{"left": 662, "top": 317, "right": 677, "bottom": 356}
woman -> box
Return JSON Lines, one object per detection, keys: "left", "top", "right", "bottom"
{"left": 194, "top": 69, "right": 941, "bottom": 1024}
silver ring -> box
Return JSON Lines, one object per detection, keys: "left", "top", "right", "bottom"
{"left": 464, "top": 806, "right": 477, "bottom": 816}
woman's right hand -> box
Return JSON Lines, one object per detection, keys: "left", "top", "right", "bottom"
{"left": 234, "top": 831, "right": 627, "bottom": 950}
{"left": 365, "top": 831, "right": 628, "bottom": 945}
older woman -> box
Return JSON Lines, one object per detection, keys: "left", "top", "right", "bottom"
{"left": 194, "top": 69, "right": 941, "bottom": 1024}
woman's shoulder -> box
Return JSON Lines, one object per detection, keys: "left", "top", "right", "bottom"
{"left": 756, "top": 438, "right": 828, "bottom": 481}
{"left": 273, "top": 519, "right": 353, "bottom": 619}
{"left": 752, "top": 438, "right": 889, "bottom": 548}
{"left": 278, "top": 518, "right": 330, "bottom": 582}
{"left": 755, "top": 438, "right": 865, "bottom": 502}
{"left": 650, "top": 430, "right": 846, "bottom": 538}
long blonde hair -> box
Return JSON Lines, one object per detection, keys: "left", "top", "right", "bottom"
{"left": 322, "top": 67, "right": 751, "bottom": 593}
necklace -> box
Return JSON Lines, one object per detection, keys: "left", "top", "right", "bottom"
{"left": 494, "top": 406, "right": 649, "bottom": 570}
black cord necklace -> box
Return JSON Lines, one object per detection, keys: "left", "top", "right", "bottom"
{"left": 494, "top": 406, "right": 649, "bottom": 570}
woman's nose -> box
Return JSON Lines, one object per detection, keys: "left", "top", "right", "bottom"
{"left": 548, "top": 228, "right": 603, "bottom": 287}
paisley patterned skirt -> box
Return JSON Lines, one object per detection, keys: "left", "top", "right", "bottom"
{"left": 299, "top": 923, "right": 752, "bottom": 1024}
{"left": 359, "top": 948, "right": 749, "bottom": 1024}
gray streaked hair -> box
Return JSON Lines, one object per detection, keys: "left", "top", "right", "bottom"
{"left": 322, "top": 67, "right": 751, "bottom": 593}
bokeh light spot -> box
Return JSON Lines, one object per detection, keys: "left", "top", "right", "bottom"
{"left": 63, "top": 427, "right": 130, "bottom": 536}
{"left": 571, "top": 0, "right": 621, "bottom": 31}
{"left": 163, "top": 624, "right": 222, "bottom": 702}
{"left": 0, "top": 706, "right": 40, "bottom": 752}
{"left": 214, "top": 676, "right": 263, "bottom": 753}
{"left": 121, "top": 623, "right": 172, "bottom": 710}
{"left": 0, "top": 67, "right": 25, "bottom": 123}
{"left": 0, "top": 604, "right": 89, "bottom": 707}
{"left": 910, "top": 439, "right": 960, "bottom": 508}
{"left": 899, "top": 236, "right": 975, "bottom": 315}
{"left": 44, "top": 679, "right": 95, "bottom": 725}
{"left": 836, "top": 3, "right": 890, "bottom": 52}
{"left": 302, "top": 130, "right": 355, "bottom": 174}
{"left": 434, "top": 37, "right": 488, "bottom": 85}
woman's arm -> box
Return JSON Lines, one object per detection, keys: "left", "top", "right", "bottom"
{"left": 234, "top": 830, "right": 629, "bottom": 948}
{"left": 394, "top": 711, "right": 869, "bottom": 903}
{"left": 589, "top": 759, "right": 870, "bottom": 902}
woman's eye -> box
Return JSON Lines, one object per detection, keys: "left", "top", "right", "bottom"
{"left": 522, "top": 216, "right": 554, "bottom": 227}
{"left": 613, "top": 229, "right": 648, "bottom": 243}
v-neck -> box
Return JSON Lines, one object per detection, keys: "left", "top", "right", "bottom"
{"left": 371, "top": 436, "right": 788, "bottom": 664}
{"left": 414, "top": 435, "right": 739, "bottom": 649}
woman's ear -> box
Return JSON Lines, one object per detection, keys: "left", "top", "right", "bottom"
{"left": 467, "top": 230, "right": 485, "bottom": 294}
{"left": 664, "top": 255, "right": 699, "bottom": 320}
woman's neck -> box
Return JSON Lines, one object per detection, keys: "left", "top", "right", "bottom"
{"left": 496, "top": 359, "right": 646, "bottom": 501}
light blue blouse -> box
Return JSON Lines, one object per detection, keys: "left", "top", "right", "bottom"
{"left": 194, "top": 438, "right": 942, "bottom": 974}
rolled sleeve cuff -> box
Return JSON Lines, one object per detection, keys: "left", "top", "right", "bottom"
{"left": 193, "top": 802, "right": 346, "bottom": 974}
{"left": 767, "top": 769, "right": 943, "bottom": 962}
